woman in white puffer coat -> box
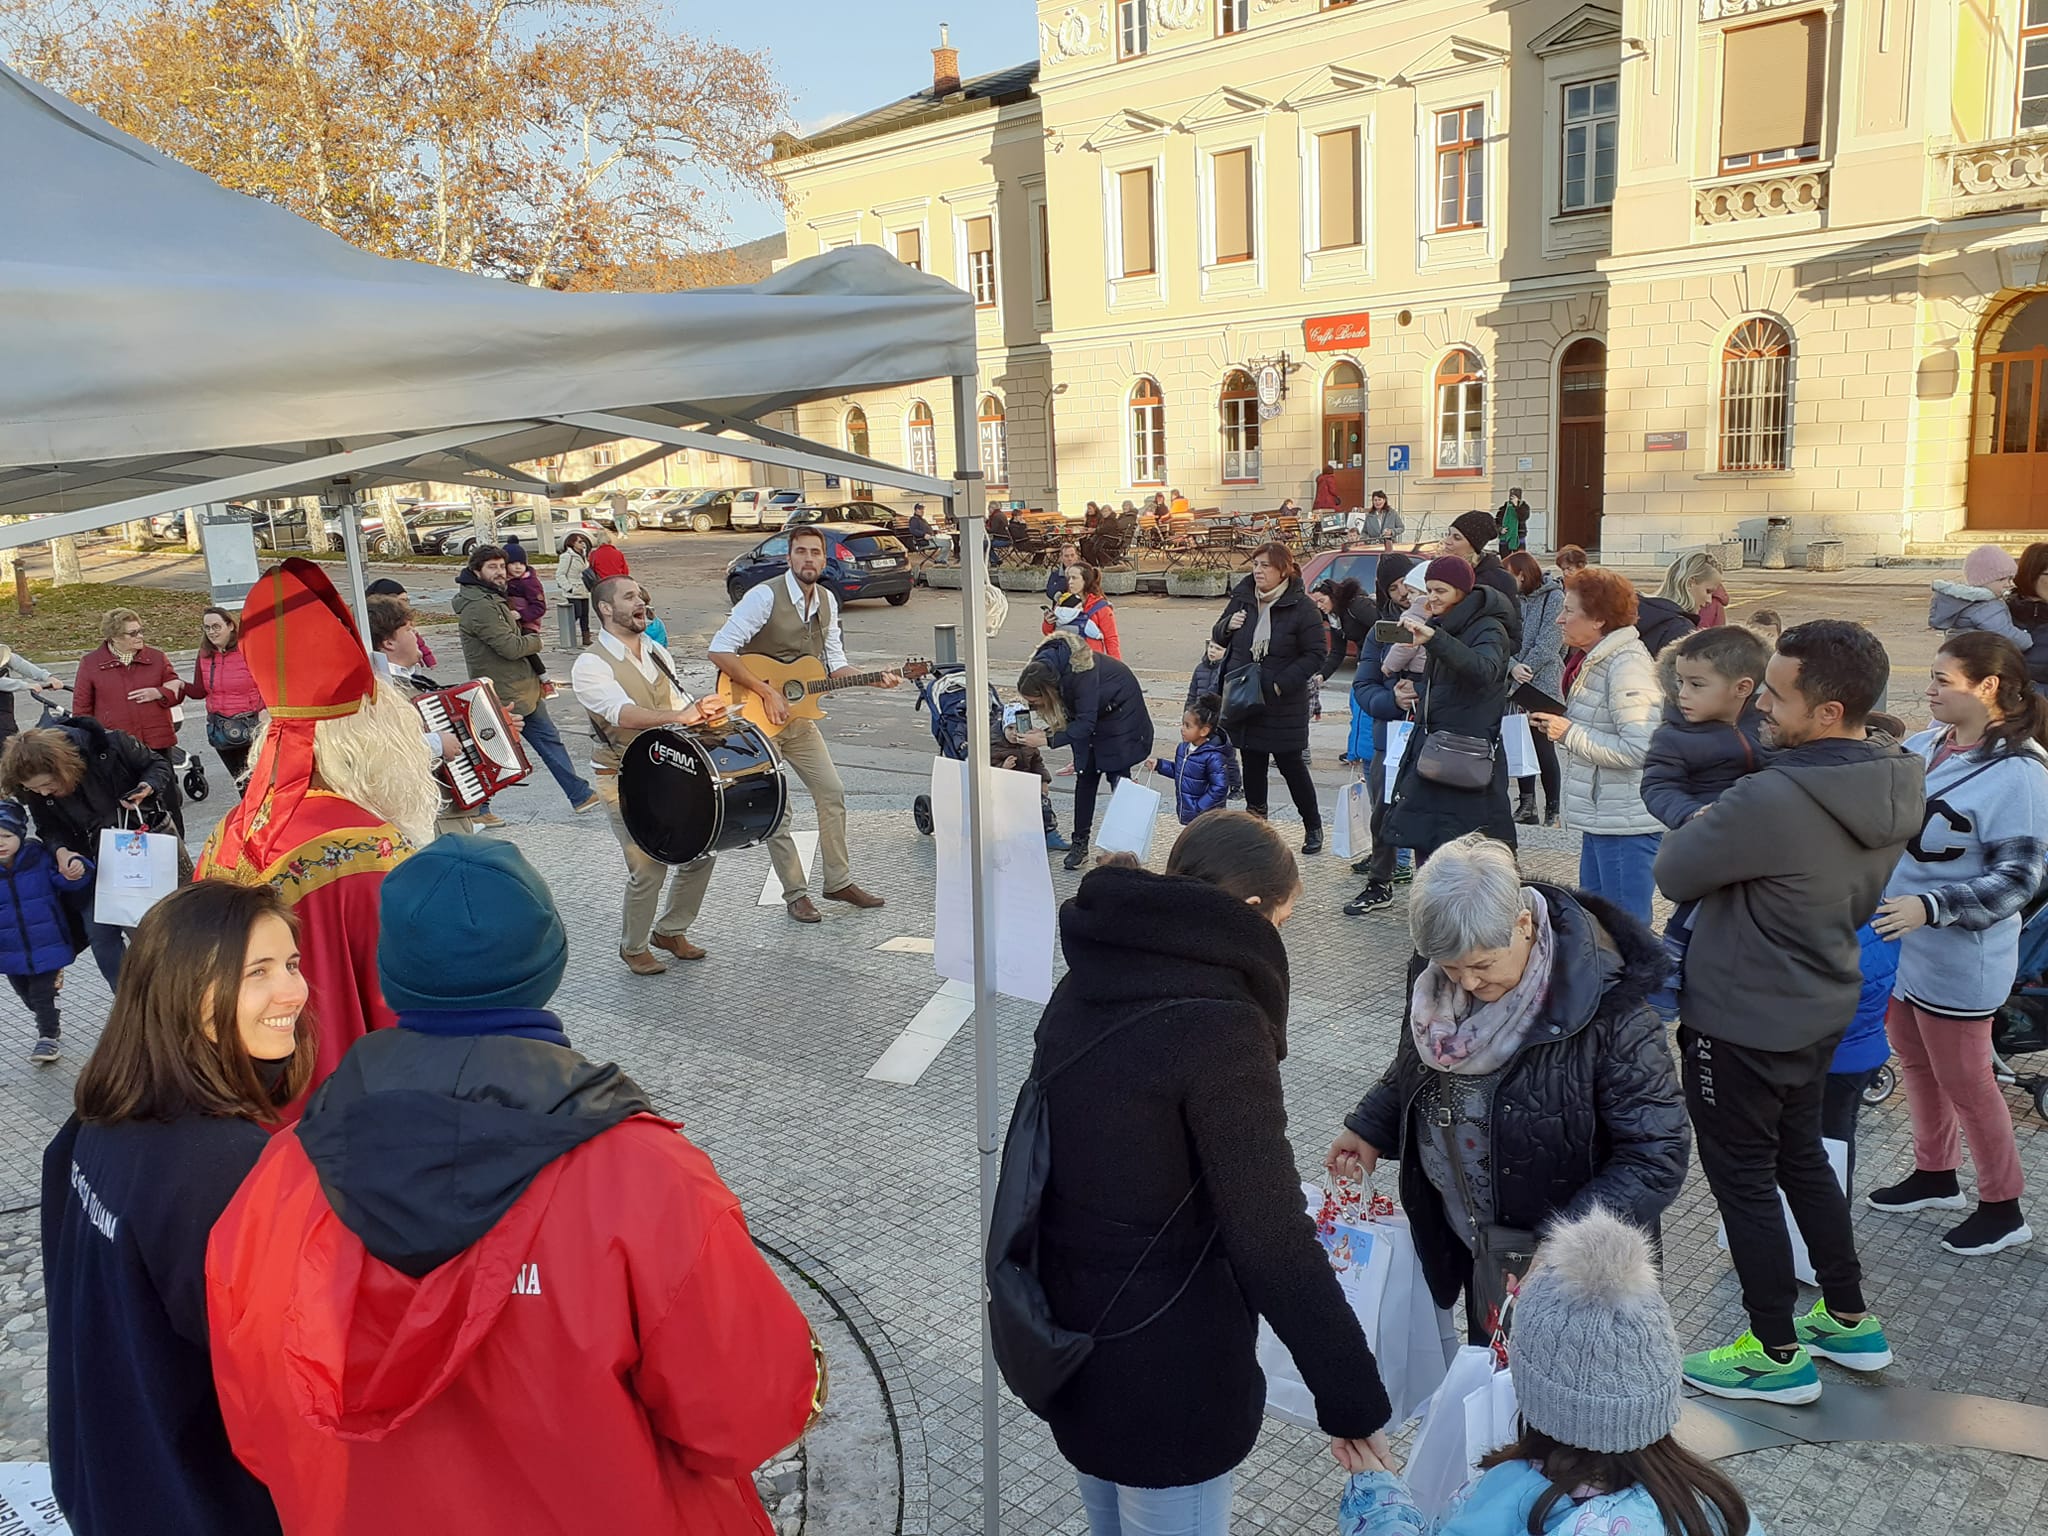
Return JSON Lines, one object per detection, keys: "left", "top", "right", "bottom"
{"left": 1526, "top": 568, "right": 1663, "bottom": 927}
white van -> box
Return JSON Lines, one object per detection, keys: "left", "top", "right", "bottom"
{"left": 728, "top": 487, "right": 804, "bottom": 530}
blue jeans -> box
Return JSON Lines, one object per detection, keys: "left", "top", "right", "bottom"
{"left": 518, "top": 700, "right": 594, "bottom": 807}
{"left": 1578, "top": 830, "right": 1662, "bottom": 931}
{"left": 1076, "top": 1471, "right": 1233, "bottom": 1536}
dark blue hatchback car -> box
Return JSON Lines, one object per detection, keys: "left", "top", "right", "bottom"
{"left": 725, "top": 523, "right": 916, "bottom": 607}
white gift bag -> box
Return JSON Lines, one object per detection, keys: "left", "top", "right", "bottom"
{"left": 1383, "top": 721, "right": 1414, "bottom": 799}
{"left": 1715, "top": 1137, "right": 1850, "bottom": 1286}
{"left": 93, "top": 825, "right": 180, "bottom": 928}
{"left": 1330, "top": 779, "right": 1372, "bottom": 862}
{"left": 1258, "top": 1181, "right": 1454, "bottom": 1431}
{"left": 1403, "top": 1345, "right": 1505, "bottom": 1520}
{"left": 1094, "top": 776, "right": 1164, "bottom": 860}
{"left": 1500, "top": 714, "right": 1537, "bottom": 780}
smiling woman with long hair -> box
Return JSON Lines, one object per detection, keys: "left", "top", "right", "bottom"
{"left": 41, "top": 880, "right": 315, "bottom": 1536}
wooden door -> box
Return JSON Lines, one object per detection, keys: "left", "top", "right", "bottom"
{"left": 1556, "top": 339, "right": 1607, "bottom": 549}
{"left": 1968, "top": 346, "right": 2048, "bottom": 529}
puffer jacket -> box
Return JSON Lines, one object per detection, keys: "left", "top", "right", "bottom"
{"left": 1210, "top": 576, "right": 1327, "bottom": 754}
{"left": 1556, "top": 625, "right": 1662, "bottom": 837}
{"left": 1639, "top": 647, "right": 1772, "bottom": 829}
{"left": 1155, "top": 737, "right": 1229, "bottom": 824}
{"left": 1930, "top": 580, "right": 2029, "bottom": 647}
{"left": 1513, "top": 573, "right": 1565, "bottom": 701}
{"left": 0, "top": 840, "right": 91, "bottom": 975}
{"left": 452, "top": 570, "right": 542, "bottom": 716}
{"left": 1632, "top": 595, "right": 1696, "bottom": 659}
{"left": 2010, "top": 594, "right": 2048, "bottom": 685}
{"left": 15, "top": 718, "right": 178, "bottom": 853}
{"left": 1383, "top": 585, "right": 1516, "bottom": 858}
{"left": 1346, "top": 885, "right": 1688, "bottom": 1314}
{"left": 1033, "top": 632, "right": 1154, "bottom": 775}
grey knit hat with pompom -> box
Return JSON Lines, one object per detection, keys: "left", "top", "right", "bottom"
{"left": 1507, "top": 1207, "right": 1683, "bottom": 1454}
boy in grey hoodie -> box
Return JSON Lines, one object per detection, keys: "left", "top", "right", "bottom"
{"left": 1654, "top": 621, "right": 1924, "bottom": 1406}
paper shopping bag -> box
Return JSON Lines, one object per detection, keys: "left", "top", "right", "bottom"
{"left": 1094, "top": 776, "right": 1164, "bottom": 860}
{"left": 1383, "top": 721, "right": 1413, "bottom": 799}
{"left": 1715, "top": 1137, "right": 1849, "bottom": 1286}
{"left": 93, "top": 826, "right": 180, "bottom": 928}
{"left": 1330, "top": 779, "right": 1372, "bottom": 862}
{"left": 1500, "top": 714, "right": 1537, "bottom": 780}
{"left": 1404, "top": 1345, "right": 1509, "bottom": 1520}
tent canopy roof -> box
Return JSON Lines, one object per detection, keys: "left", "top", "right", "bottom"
{"left": 0, "top": 60, "right": 976, "bottom": 536}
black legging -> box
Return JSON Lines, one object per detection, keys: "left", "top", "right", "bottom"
{"left": 1517, "top": 726, "right": 1561, "bottom": 816}
{"left": 569, "top": 596, "right": 592, "bottom": 640}
{"left": 1242, "top": 748, "right": 1321, "bottom": 830}
{"left": 1072, "top": 767, "right": 1129, "bottom": 843}
{"left": 214, "top": 740, "right": 252, "bottom": 781}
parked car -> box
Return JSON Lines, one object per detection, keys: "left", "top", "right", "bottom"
{"left": 728, "top": 487, "right": 804, "bottom": 531}
{"left": 628, "top": 485, "right": 699, "bottom": 512}
{"left": 1297, "top": 547, "right": 1385, "bottom": 663}
{"left": 726, "top": 524, "right": 915, "bottom": 607}
{"left": 253, "top": 506, "right": 344, "bottom": 554}
{"left": 364, "top": 506, "right": 474, "bottom": 556}
{"left": 784, "top": 499, "right": 903, "bottom": 530}
{"left": 551, "top": 498, "right": 640, "bottom": 534}
{"left": 414, "top": 506, "right": 601, "bottom": 558}
{"left": 642, "top": 487, "right": 738, "bottom": 532}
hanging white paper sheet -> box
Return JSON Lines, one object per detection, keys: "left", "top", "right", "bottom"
{"left": 932, "top": 758, "right": 1056, "bottom": 1005}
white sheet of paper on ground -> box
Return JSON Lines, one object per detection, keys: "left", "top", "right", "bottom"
{"left": 865, "top": 980, "right": 977, "bottom": 1084}
{"left": 876, "top": 936, "right": 937, "bottom": 954}
{"left": 1715, "top": 1137, "right": 1849, "bottom": 1286}
{"left": 931, "top": 757, "right": 1056, "bottom": 1005}
{"left": 0, "top": 1464, "right": 67, "bottom": 1533}
{"left": 756, "top": 829, "right": 817, "bottom": 905}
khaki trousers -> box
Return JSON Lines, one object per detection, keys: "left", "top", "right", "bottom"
{"left": 766, "top": 717, "right": 851, "bottom": 902}
{"left": 596, "top": 773, "right": 716, "bottom": 953}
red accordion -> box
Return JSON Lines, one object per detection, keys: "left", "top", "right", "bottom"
{"left": 414, "top": 681, "right": 532, "bottom": 810}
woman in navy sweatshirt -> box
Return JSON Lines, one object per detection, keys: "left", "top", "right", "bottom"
{"left": 42, "top": 880, "right": 314, "bottom": 1536}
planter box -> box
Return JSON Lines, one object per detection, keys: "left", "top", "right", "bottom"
{"left": 1166, "top": 570, "right": 1231, "bottom": 599}
{"left": 1717, "top": 539, "right": 1746, "bottom": 571}
{"left": 923, "top": 565, "right": 964, "bottom": 590}
{"left": 1100, "top": 567, "right": 1138, "bottom": 596}
{"left": 996, "top": 567, "right": 1050, "bottom": 593}
{"left": 1806, "top": 539, "right": 1845, "bottom": 573}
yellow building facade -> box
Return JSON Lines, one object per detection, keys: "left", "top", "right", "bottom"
{"left": 772, "top": 1, "right": 2048, "bottom": 560}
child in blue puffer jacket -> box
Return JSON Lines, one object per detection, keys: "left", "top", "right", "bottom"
{"left": 0, "top": 800, "right": 91, "bottom": 1065}
{"left": 1154, "top": 695, "right": 1230, "bottom": 825}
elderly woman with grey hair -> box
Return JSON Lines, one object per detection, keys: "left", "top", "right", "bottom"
{"left": 1328, "top": 832, "right": 1689, "bottom": 1340}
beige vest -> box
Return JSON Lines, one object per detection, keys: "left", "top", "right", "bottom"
{"left": 587, "top": 639, "right": 680, "bottom": 773}
{"left": 744, "top": 578, "right": 830, "bottom": 664}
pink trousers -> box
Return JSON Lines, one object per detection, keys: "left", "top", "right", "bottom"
{"left": 1886, "top": 998, "right": 2026, "bottom": 1203}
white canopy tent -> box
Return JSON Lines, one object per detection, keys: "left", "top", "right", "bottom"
{"left": 1, "top": 55, "right": 1011, "bottom": 1533}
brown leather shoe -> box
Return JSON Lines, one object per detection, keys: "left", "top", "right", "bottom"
{"left": 787, "top": 896, "right": 823, "bottom": 924}
{"left": 823, "top": 884, "right": 885, "bottom": 910}
{"left": 620, "top": 947, "right": 668, "bottom": 976}
{"left": 651, "top": 931, "right": 706, "bottom": 961}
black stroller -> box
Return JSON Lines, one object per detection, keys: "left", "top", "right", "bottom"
{"left": 909, "top": 664, "right": 1059, "bottom": 843}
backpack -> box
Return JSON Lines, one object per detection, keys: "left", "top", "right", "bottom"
{"left": 986, "top": 999, "right": 1218, "bottom": 1416}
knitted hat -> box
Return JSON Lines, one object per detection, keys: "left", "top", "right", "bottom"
{"left": 1964, "top": 544, "right": 2018, "bottom": 588}
{"left": 1451, "top": 510, "right": 1500, "bottom": 554}
{"left": 1508, "top": 1208, "right": 1684, "bottom": 1454}
{"left": 377, "top": 834, "right": 568, "bottom": 1013}
{"left": 1423, "top": 556, "right": 1475, "bottom": 595}
{"left": 502, "top": 536, "right": 529, "bottom": 568}
{"left": 0, "top": 801, "right": 25, "bottom": 840}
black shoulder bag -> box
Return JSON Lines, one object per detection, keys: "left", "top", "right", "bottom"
{"left": 1414, "top": 638, "right": 1498, "bottom": 791}
{"left": 987, "top": 1000, "right": 1220, "bottom": 1416}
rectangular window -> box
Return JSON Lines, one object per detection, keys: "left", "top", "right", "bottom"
{"left": 1118, "top": 0, "right": 1148, "bottom": 58}
{"left": 2022, "top": 0, "right": 2048, "bottom": 131}
{"left": 1219, "top": 0, "right": 1249, "bottom": 35}
{"left": 1435, "top": 105, "right": 1485, "bottom": 232}
{"left": 1221, "top": 398, "right": 1261, "bottom": 483}
{"left": 1719, "top": 13, "right": 1825, "bottom": 170}
{"left": 893, "top": 228, "right": 923, "bottom": 272}
{"left": 1561, "top": 78, "right": 1618, "bottom": 212}
{"left": 1036, "top": 203, "right": 1052, "bottom": 302}
{"left": 1118, "top": 167, "right": 1157, "bottom": 277}
{"left": 1212, "top": 148, "right": 1254, "bottom": 264}
{"left": 1316, "top": 128, "right": 1362, "bottom": 250}
{"left": 965, "top": 216, "right": 995, "bottom": 307}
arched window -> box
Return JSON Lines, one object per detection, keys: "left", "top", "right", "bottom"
{"left": 844, "top": 407, "right": 872, "bottom": 497}
{"left": 1130, "top": 378, "right": 1167, "bottom": 486}
{"left": 907, "top": 400, "right": 938, "bottom": 480}
{"left": 1435, "top": 349, "right": 1485, "bottom": 476}
{"left": 1220, "top": 370, "right": 1260, "bottom": 483}
{"left": 1719, "top": 319, "right": 1793, "bottom": 472}
{"left": 978, "top": 395, "right": 1008, "bottom": 488}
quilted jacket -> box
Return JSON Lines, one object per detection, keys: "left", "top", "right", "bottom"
{"left": 1556, "top": 625, "right": 1663, "bottom": 837}
{"left": 1346, "top": 885, "right": 1688, "bottom": 1314}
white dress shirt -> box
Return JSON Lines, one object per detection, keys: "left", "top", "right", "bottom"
{"left": 709, "top": 572, "right": 849, "bottom": 673}
{"left": 371, "top": 654, "right": 442, "bottom": 763}
{"left": 570, "top": 628, "right": 692, "bottom": 728}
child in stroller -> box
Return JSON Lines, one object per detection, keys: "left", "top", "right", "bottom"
{"left": 910, "top": 665, "right": 1068, "bottom": 850}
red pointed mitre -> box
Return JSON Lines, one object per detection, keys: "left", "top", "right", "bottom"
{"left": 199, "top": 559, "right": 375, "bottom": 878}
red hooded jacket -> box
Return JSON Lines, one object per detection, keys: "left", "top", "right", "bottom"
{"left": 206, "top": 1030, "right": 820, "bottom": 1536}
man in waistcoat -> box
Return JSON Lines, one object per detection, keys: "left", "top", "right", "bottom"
{"left": 572, "top": 577, "right": 728, "bottom": 975}
{"left": 709, "top": 525, "right": 895, "bottom": 925}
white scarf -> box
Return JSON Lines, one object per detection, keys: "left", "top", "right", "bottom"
{"left": 1251, "top": 582, "right": 1284, "bottom": 658}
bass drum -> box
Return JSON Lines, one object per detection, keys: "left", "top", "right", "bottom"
{"left": 618, "top": 722, "right": 788, "bottom": 866}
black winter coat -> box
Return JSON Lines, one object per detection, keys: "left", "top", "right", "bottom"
{"left": 16, "top": 719, "right": 177, "bottom": 854}
{"left": 1633, "top": 596, "right": 1697, "bottom": 659}
{"left": 1211, "top": 576, "right": 1328, "bottom": 753}
{"left": 1034, "top": 633, "right": 1154, "bottom": 774}
{"left": 1346, "top": 885, "right": 1689, "bottom": 1314}
{"left": 2010, "top": 595, "right": 2048, "bottom": 685}
{"left": 1472, "top": 554, "right": 1524, "bottom": 652}
{"left": 1034, "top": 866, "right": 1392, "bottom": 1488}
{"left": 1318, "top": 594, "right": 1380, "bottom": 680}
{"left": 1383, "top": 584, "right": 1518, "bottom": 858}
{"left": 1639, "top": 702, "right": 1772, "bottom": 830}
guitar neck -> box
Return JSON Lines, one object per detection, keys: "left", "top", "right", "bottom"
{"left": 806, "top": 668, "right": 896, "bottom": 697}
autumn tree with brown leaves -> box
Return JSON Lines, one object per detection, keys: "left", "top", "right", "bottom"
{"left": 2, "top": 0, "right": 790, "bottom": 289}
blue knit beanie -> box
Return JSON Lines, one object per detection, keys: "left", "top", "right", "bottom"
{"left": 0, "top": 801, "right": 26, "bottom": 840}
{"left": 377, "top": 834, "right": 567, "bottom": 1012}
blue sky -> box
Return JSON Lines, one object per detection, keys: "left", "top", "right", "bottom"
{"left": 686, "top": 3, "right": 1039, "bottom": 242}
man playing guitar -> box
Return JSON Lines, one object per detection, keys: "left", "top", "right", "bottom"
{"left": 709, "top": 525, "right": 897, "bottom": 924}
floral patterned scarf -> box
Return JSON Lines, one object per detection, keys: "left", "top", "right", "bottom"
{"left": 1408, "top": 889, "right": 1555, "bottom": 1075}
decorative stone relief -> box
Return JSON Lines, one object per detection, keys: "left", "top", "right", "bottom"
{"left": 1042, "top": 5, "right": 1111, "bottom": 61}
{"left": 1946, "top": 136, "right": 2048, "bottom": 216}
{"left": 1694, "top": 169, "right": 1828, "bottom": 224}
{"left": 1154, "top": 0, "right": 1205, "bottom": 28}
{"left": 1699, "top": 0, "right": 1804, "bottom": 17}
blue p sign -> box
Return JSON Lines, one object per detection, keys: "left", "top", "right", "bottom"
{"left": 1386, "top": 445, "right": 1411, "bottom": 473}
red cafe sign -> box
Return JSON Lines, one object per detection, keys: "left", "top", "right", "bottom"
{"left": 1304, "top": 311, "right": 1371, "bottom": 352}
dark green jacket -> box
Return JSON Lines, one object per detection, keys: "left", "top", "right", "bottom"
{"left": 452, "top": 571, "right": 541, "bottom": 715}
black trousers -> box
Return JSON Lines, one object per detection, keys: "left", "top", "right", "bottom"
{"left": 569, "top": 597, "right": 592, "bottom": 639}
{"left": 1243, "top": 747, "right": 1320, "bottom": 830}
{"left": 8, "top": 972, "right": 60, "bottom": 1039}
{"left": 1822, "top": 1067, "right": 1881, "bottom": 1202}
{"left": 213, "top": 740, "right": 251, "bottom": 781}
{"left": 1516, "top": 727, "right": 1560, "bottom": 816}
{"left": 1363, "top": 753, "right": 1400, "bottom": 883}
{"left": 1680, "top": 1027, "right": 1867, "bottom": 1347}
{"left": 1072, "top": 768, "right": 1128, "bottom": 844}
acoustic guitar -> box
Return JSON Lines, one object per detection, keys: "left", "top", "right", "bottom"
{"left": 717, "top": 655, "right": 932, "bottom": 737}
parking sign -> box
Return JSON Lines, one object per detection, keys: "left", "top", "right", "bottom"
{"left": 1386, "top": 445, "right": 1411, "bottom": 473}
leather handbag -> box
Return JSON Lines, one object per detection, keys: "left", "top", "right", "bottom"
{"left": 1219, "top": 660, "right": 1264, "bottom": 730}
{"left": 1414, "top": 685, "right": 1497, "bottom": 791}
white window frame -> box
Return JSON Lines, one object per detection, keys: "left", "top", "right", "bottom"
{"left": 1219, "top": 374, "right": 1261, "bottom": 485}
{"left": 960, "top": 214, "right": 998, "bottom": 309}
{"left": 978, "top": 395, "right": 1009, "bottom": 489}
{"left": 1118, "top": 0, "right": 1149, "bottom": 59}
{"left": 2021, "top": 0, "right": 2048, "bottom": 132}
{"left": 1434, "top": 348, "right": 1487, "bottom": 477}
{"left": 1202, "top": 140, "right": 1262, "bottom": 269}
{"left": 906, "top": 401, "right": 939, "bottom": 480}
{"left": 1560, "top": 76, "right": 1618, "bottom": 213}
{"left": 889, "top": 225, "right": 927, "bottom": 272}
{"left": 1433, "top": 103, "right": 1486, "bottom": 232}
{"left": 1103, "top": 153, "right": 1168, "bottom": 308}
{"left": 1129, "top": 378, "right": 1167, "bottom": 487}
{"left": 1310, "top": 124, "right": 1366, "bottom": 252}
{"left": 1218, "top": 0, "right": 1249, "bottom": 36}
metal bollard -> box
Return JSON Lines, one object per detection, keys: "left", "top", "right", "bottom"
{"left": 557, "top": 601, "right": 578, "bottom": 650}
{"left": 932, "top": 623, "right": 959, "bottom": 667}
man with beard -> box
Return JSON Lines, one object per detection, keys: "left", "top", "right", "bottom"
{"left": 197, "top": 560, "right": 441, "bottom": 1112}
{"left": 571, "top": 577, "right": 729, "bottom": 975}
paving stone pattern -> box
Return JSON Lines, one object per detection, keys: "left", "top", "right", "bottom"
{"left": 0, "top": 685, "right": 2043, "bottom": 1536}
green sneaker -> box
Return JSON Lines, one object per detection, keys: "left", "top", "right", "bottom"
{"left": 1794, "top": 1301, "right": 1893, "bottom": 1372}
{"left": 1681, "top": 1331, "right": 1821, "bottom": 1404}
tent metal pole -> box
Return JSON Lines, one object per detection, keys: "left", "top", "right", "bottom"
{"left": 950, "top": 370, "right": 1001, "bottom": 1536}
{"left": 328, "top": 488, "right": 373, "bottom": 649}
